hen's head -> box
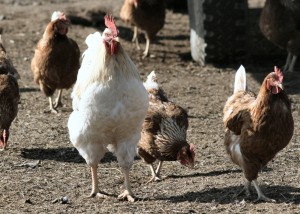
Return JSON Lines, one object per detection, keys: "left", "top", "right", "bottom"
{"left": 177, "top": 144, "right": 195, "bottom": 168}
{"left": 266, "top": 66, "right": 283, "bottom": 94}
{"left": 0, "top": 129, "right": 8, "bottom": 150}
{"left": 51, "top": 11, "right": 70, "bottom": 35}
{"left": 103, "top": 14, "right": 120, "bottom": 55}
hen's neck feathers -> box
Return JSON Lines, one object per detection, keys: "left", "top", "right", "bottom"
{"left": 75, "top": 32, "right": 141, "bottom": 98}
{"left": 41, "top": 21, "right": 66, "bottom": 46}
{"left": 251, "top": 79, "right": 291, "bottom": 122}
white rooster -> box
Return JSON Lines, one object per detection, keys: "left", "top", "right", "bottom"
{"left": 68, "top": 15, "right": 149, "bottom": 202}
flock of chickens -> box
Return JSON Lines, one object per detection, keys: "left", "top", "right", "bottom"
{"left": 0, "top": 0, "right": 297, "bottom": 203}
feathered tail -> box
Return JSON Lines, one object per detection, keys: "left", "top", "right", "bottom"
{"left": 233, "top": 65, "right": 246, "bottom": 94}
{"left": 143, "top": 70, "right": 158, "bottom": 91}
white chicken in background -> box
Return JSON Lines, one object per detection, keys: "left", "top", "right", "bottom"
{"left": 68, "top": 15, "right": 149, "bottom": 202}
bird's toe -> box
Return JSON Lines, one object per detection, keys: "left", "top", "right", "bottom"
{"left": 118, "top": 190, "right": 135, "bottom": 202}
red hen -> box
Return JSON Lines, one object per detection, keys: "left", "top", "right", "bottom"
{"left": 0, "top": 35, "right": 20, "bottom": 150}
{"left": 31, "top": 11, "right": 80, "bottom": 113}
{"left": 223, "top": 65, "right": 294, "bottom": 202}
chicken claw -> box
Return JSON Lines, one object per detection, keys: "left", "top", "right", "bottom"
{"left": 87, "top": 192, "right": 108, "bottom": 199}
{"left": 254, "top": 195, "right": 276, "bottom": 203}
{"left": 146, "top": 176, "right": 161, "bottom": 184}
{"left": 118, "top": 190, "right": 135, "bottom": 202}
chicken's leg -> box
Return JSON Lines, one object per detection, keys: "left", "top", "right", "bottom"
{"left": 147, "top": 163, "right": 162, "bottom": 183}
{"left": 118, "top": 167, "right": 135, "bottom": 202}
{"left": 288, "top": 55, "right": 297, "bottom": 72}
{"left": 48, "top": 97, "right": 58, "bottom": 114}
{"left": 88, "top": 165, "right": 107, "bottom": 198}
{"left": 155, "top": 161, "right": 163, "bottom": 177}
{"left": 284, "top": 52, "right": 292, "bottom": 72}
{"left": 54, "top": 89, "right": 63, "bottom": 108}
{"left": 284, "top": 53, "right": 297, "bottom": 72}
{"left": 143, "top": 35, "right": 150, "bottom": 58}
{"left": 253, "top": 179, "right": 275, "bottom": 202}
{"left": 234, "top": 180, "right": 251, "bottom": 198}
{"left": 132, "top": 26, "right": 140, "bottom": 50}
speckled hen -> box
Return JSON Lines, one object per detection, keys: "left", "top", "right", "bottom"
{"left": 138, "top": 71, "right": 195, "bottom": 183}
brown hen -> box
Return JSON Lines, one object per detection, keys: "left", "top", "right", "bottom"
{"left": 223, "top": 65, "right": 294, "bottom": 202}
{"left": 259, "top": 0, "right": 300, "bottom": 72}
{"left": 31, "top": 11, "right": 80, "bottom": 113}
{"left": 120, "top": 0, "right": 166, "bottom": 58}
{"left": 0, "top": 35, "right": 20, "bottom": 150}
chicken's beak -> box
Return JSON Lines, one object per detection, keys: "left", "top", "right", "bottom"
{"left": 277, "top": 83, "right": 283, "bottom": 90}
{"left": 114, "top": 37, "right": 120, "bottom": 43}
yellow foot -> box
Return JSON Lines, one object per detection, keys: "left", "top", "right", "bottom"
{"left": 118, "top": 190, "right": 135, "bottom": 202}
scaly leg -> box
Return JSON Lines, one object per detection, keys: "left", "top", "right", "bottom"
{"left": 235, "top": 180, "right": 251, "bottom": 198}
{"left": 118, "top": 167, "right": 135, "bottom": 202}
{"left": 48, "top": 97, "right": 58, "bottom": 114}
{"left": 147, "top": 163, "right": 161, "bottom": 183}
{"left": 155, "top": 161, "right": 163, "bottom": 177}
{"left": 54, "top": 89, "right": 63, "bottom": 108}
{"left": 132, "top": 26, "right": 140, "bottom": 50}
{"left": 288, "top": 55, "right": 297, "bottom": 73}
{"left": 142, "top": 35, "right": 150, "bottom": 58}
{"left": 253, "top": 179, "right": 276, "bottom": 202}
{"left": 88, "top": 165, "right": 107, "bottom": 198}
{"left": 284, "top": 52, "right": 292, "bottom": 72}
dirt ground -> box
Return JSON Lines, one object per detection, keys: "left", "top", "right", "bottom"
{"left": 0, "top": 0, "right": 300, "bottom": 213}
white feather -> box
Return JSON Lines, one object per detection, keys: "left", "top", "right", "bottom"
{"left": 51, "top": 11, "right": 63, "bottom": 21}
{"left": 71, "top": 31, "right": 104, "bottom": 109}
{"left": 234, "top": 65, "right": 247, "bottom": 94}
{"left": 143, "top": 70, "right": 158, "bottom": 91}
{"left": 68, "top": 31, "right": 149, "bottom": 166}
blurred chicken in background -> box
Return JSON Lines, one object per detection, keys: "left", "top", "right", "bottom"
{"left": 120, "top": 0, "right": 166, "bottom": 58}
{"left": 260, "top": 0, "right": 300, "bottom": 72}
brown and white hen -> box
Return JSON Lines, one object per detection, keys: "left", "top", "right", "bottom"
{"left": 138, "top": 71, "right": 195, "bottom": 183}
{"left": 223, "top": 65, "right": 294, "bottom": 202}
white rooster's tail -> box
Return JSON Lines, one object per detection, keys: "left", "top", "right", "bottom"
{"left": 143, "top": 70, "right": 159, "bottom": 91}
{"left": 233, "top": 65, "right": 247, "bottom": 94}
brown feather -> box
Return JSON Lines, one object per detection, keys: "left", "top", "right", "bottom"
{"left": 120, "top": 0, "right": 166, "bottom": 41}
{"left": 259, "top": 0, "right": 300, "bottom": 56}
{"left": 223, "top": 71, "right": 294, "bottom": 181}
{"left": 0, "top": 40, "right": 20, "bottom": 148}
{"left": 138, "top": 80, "right": 191, "bottom": 165}
{"left": 31, "top": 17, "right": 80, "bottom": 97}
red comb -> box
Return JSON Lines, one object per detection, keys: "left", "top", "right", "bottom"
{"left": 104, "top": 14, "right": 118, "bottom": 37}
{"left": 274, "top": 66, "right": 283, "bottom": 83}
